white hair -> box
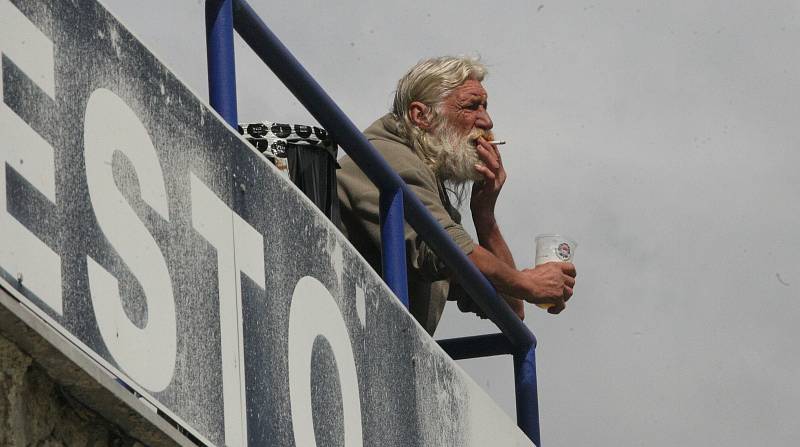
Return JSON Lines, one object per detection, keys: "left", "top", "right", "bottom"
{"left": 391, "top": 56, "right": 488, "bottom": 169}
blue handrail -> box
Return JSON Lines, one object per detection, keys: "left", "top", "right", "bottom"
{"left": 205, "top": 0, "right": 238, "bottom": 126}
{"left": 206, "top": 1, "right": 542, "bottom": 444}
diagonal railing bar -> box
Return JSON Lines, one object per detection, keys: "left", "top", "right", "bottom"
{"left": 206, "top": 1, "right": 542, "bottom": 444}
{"left": 437, "top": 333, "right": 513, "bottom": 360}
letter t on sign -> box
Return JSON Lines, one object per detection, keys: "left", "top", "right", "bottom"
{"left": 190, "top": 172, "right": 266, "bottom": 447}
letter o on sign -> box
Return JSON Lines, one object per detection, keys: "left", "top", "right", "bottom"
{"left": 288, "top": 276, "right": 363, "bottom": 447}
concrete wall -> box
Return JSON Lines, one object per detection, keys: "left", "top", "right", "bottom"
{"left": 0, "top": 333, "right": 144, "bottom": 447}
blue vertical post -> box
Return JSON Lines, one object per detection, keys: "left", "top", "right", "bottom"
{"left": 379, "top": 188, "right": 409, "bottom": 308}
{"left": 206, "top": 0, "right": 238, "bottom": 126}
{"left": 514, "top": 345, "right": 542, "bottom": 446}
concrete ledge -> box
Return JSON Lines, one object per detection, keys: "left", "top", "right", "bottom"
{"left": 0, "top": 285, "right": 196, "bottom": 447}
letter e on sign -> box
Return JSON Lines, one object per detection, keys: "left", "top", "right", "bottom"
{"left": 0, "top": 0, "right": 62, "bottom": 314}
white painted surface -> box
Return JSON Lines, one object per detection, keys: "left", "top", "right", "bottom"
{"left": 0, "top": 0, "right": 62, "bottom": 315}
{"left": 464, "top": 377, "right": 533, "bottom": 447}
{"left": 355, "top": 286, "right": 366, "bottom": 328}
{"left": 289, "top": 276, "right": 363, "bottom": 447}
{"left": 84, "top": 88, "right": 176, "bottom": 392}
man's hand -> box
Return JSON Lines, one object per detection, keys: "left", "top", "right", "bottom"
{"left": 470, "top": 137, "right": 506, "bottom": 218}
{"left": 468, "top": 246, "right": 579, "bottom": 320}
{"left": 519, "top": 262, "right": 576, "bottom": 314}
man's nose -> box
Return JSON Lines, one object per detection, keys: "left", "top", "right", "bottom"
{"left": 476, "top": 108, "right": 493, "bottom": 130}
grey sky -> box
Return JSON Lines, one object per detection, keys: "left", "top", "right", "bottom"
{"left": 102, "top": 1, "right": 800, "bottom": 445}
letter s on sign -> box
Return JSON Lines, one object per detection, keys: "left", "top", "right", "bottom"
{"left": 83, "top": 88, "right": 176, "bottom": 392}
{"left": 289, "top": 276, "right": 363, "bottom": 447}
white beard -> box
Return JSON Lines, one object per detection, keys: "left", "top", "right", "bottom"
{"left": 426, "top": 126, "right": 492, "bottom": 183}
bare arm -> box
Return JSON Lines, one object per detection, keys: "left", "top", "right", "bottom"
{"left": 470, "top": 137, "right": 525, "bottom": 317}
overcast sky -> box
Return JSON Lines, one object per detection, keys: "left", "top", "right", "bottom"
{"left": 102, "top": 1, "right": 800, "bottom": 445}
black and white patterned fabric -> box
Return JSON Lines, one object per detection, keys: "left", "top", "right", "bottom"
{"left": 238, "top": 121, "right": 341, "bottom": 222}
{"left": 238, "top": 121, "right": 338, "bottom": 161}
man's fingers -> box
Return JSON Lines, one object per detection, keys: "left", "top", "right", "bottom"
{"left": 474, "top": 164, "right": 496, "bottom": 180}
{"left": 477, "top": 146, "right": 499, "bottom": 170}
{"left": 564, "top": 276, "right": 576, "bottom": 288}
{"left": 487, "top": 139, "right": 502, "bottom": 163}
{"left": 478, "top": 136, "right": 502, "bottom": 159}
{"left": 560, "top": 262, "right": 577, "bottom": 277}
{"left": 563, "top": 285, "right": 573, "bottom": 300}
{"left": 475, "top": 139, "right": 500, "bottom": 169}
{"left": 547, "top": 302, "right": 566, "bottom": 314}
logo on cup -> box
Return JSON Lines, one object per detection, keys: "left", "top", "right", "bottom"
{"left": 556, "top": 242, "right": 571, "bottom": 261}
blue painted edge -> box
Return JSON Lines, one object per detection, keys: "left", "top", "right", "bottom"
{"left": 379, "top": 189, "right": 410, "bottom": 308}
{"left": 514, "top": 345, "right": 542, "bottom": 446}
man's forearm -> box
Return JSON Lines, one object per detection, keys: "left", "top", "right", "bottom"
{"left": 472, "top": 212, "right": 525, "bottom": 317}
{"left": 473, "top": 213, "right": 516, "bottom": 268}
{"left": 467, "top": 244, "right": 524, "bottom": 298}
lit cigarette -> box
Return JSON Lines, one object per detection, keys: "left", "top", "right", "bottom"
{"left": 487, "top": 140, "right": 506, "bottom": 145}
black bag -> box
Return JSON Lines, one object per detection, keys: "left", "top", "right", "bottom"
{"left": 239, "top": 121, "right": 341, "bottom": 227}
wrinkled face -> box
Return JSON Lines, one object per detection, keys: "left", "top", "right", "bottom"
{"left": 438, "top": 79, "right": 494, "bottom": 138}
{"left": 423, "top": 80, "right": 495, "bottom": 182}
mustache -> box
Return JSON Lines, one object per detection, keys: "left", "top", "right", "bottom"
{"left": 467, "top": 128, "right": 494, "bottom": 143}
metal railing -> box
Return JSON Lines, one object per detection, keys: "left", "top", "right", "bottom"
{"left": 205, "top": 0, "right": 542, "bottom": 444}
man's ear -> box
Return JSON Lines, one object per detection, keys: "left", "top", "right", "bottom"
{"left": 409, "top": 101, "right": 433, "bottom": 130}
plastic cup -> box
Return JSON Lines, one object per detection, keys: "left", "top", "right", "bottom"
{"left": 534, "top": 234, "right": 577, "bottom": 309}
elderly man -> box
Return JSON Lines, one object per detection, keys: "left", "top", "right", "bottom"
{"left": 337, "top": 56, "right": 576, "bottom": 334}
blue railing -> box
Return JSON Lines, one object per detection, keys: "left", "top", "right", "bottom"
{"left": 206, "top": 0, "right": 541, "bottom": 444}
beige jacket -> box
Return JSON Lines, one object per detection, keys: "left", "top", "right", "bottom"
{"left": 337, "top": 114, "right": 475, "bottom": 334}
